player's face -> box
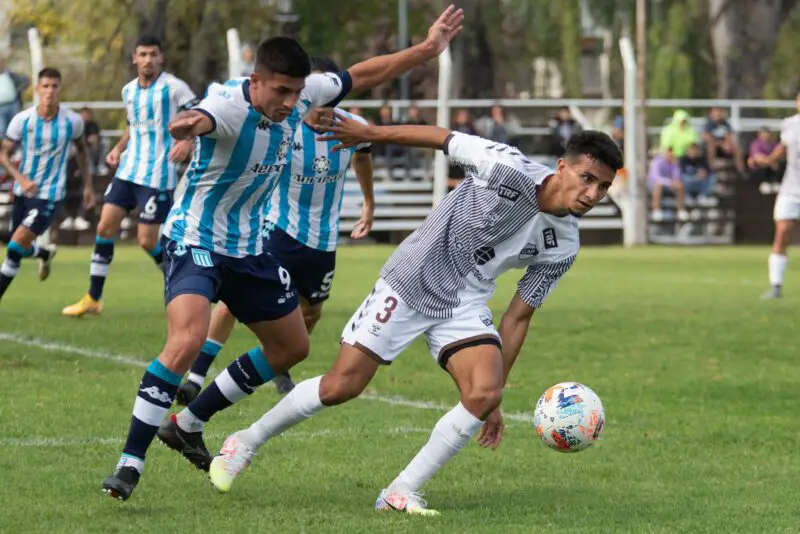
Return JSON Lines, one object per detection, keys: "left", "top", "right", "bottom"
{"left": 250, "top": 71, "right": 305, "bottom": 122}
{"left": 36, "top": 77, "right": 61, "bottom": 107}
{"left": 133, "top": 46, "right": 163, "bottom": 79}
{"left": 557, "top": 154, "right": 616, "bottom": 216}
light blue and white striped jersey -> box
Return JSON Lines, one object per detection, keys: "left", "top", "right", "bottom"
{"left": 163, "top": 71, "right": 352, "bottom": 258}
{"left": 6, "top": 105, "right": 84, "bottom": 202}
{"left": 116, "top": 72, "right": 196, "bottom": 191}
{"left": 264, "top": 110, "right": 370, "bottom": 251}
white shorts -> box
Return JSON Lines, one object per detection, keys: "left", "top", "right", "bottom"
{"left": 774, "top": 193, "right": 800, "bottom": 221}
{"left": 341, "top": 278, "right": 501, "bottom": 367}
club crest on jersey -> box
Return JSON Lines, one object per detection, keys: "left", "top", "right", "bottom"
{"left": 498, "top": 185, "right": 520, "bottom": 202}
{"left": 474, "top": 246, "right": 496, "bottom": 266}
{"left": 518, "top": 243, "right": 539, "bottom": 260}
{"left": 313, "top": 155, "right": 330, "bottom": 174}
{"left": 276, "top": 138, "right": 291, "bottom": 159}
{"left": 543, "top": 228, "right": 558, "bottom": 249}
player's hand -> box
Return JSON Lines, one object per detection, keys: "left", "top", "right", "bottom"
{"left": 169, "top": 114, "right": 204, "bottom": 140}
{"left": 20, "top": 178, "right": 37, "bottom": 197}
{"left": 315, "top": 111, "right": 371, "bottom": 152}
{"left": 423, "top": 4, "right": 464, "bottom": 56}
{"left": 351, "top": 202, "right": 374, "bottom": 239}
{"left": 477, "top": 407, "right": 504, "bottom": 450}
{"left": 83, "top": 186, "right": 96, "bottom": 210}
{"left": 105, "top": 148, "right": 121, "bottom": 168}
{"left": 169, "top": 139, "right": 193, "bottom": 162}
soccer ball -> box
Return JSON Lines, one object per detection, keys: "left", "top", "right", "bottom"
{"left": 533, "top": 382, "right": 605, "bottom": 453}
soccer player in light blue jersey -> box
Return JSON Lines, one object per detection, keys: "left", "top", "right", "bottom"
{"left": 63, "top": 36, "right": 197, "bottom": 317}
{"left": 174, "top": 55, "right": 375, "bottom": 402}
{"left": 0, "top": 68, "right": 94, "bottom": 302}
{"left": 102, "top": 6, "right": 464, "bottom": 501}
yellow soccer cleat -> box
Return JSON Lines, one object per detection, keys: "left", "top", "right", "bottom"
{"left": 62, "top": 294, "right": 103, "bottom": 317}
{"left": 208, "top": 433, "right": 255, "bottom": 493}
{"left": 375, "top": 489, "right": 440, "bottom": 516}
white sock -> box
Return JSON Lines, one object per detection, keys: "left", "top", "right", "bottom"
{"left": 238, "top": 376, "right": 324, "bottom": 449}
{"left": 387, "top": 402, "right": 483, "bottom": 494}
{"left": 175, "top": 408, "right": 204, "bottom": 433}
{"left": 769, "top": 253, "right": 788, "bottom": 286}
{"left": 188, "top": 372, "right": 206, "bottom": 387}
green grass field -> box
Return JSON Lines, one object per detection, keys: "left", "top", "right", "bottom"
{"left": 1, "top": 244, "right": 798, "bottom": 533}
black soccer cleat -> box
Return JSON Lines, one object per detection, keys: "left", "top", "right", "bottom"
{"left": 274, "top": 371, "right": 295, "bottom": 395}
{"left": 102, "top": 466, "right": 140, "bottom": 501}
{"left": 176, "top": 380, "right": 202, "bottom": 406}
{"left": 156, "top": 414, "right": 212, "bottom": 471}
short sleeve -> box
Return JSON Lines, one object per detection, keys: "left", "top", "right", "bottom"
{"left": 780, "top": 118, "right": 797, "bottom": 147}
{"left": 172, "top": 78, "right": 197, "bottom": 108}
{"left": 517, "top": 256, "right": 576, "bottom": 308}
{"left": 194, "top": 83, "right": 242, "bottom": 139}
{"left": 302, "top": 72, "right": 353, "bottom": 111}
{"left": 5, "top": 112, "right": 24, "bottom": 142}
{"left": 69, "top": 113, "right": 85, "bottom": 140}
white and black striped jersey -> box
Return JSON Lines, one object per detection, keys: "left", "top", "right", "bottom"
{"left": 380, "top": 132, "right": 580, "bottom": 318}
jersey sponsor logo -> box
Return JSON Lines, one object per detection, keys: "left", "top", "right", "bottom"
{"left": 293, "top": 141, "right": 303, "bottom": 152}
{"left": 543, "top": 228, "right": 558, "bottom": 249}
{"left": 249, "top": 162, "right": 286, "bottom": 175}
{"left": 518, "top": 243, "right": 539, "bottom": 260}
{"left": 257, "top": 119, "right": 272, "bottom": 131}
{"left": 191, "top": 248, "right": 214, "bottom": 268}
{"left": 139, "top": 386, "right": 173, "bottom": 404}
{"left": 474, "top": 245, "right": 496, "bottom": 266}
{"left": 498, "top": 185, "right": 520, "bottom": 202}
{"left": 479, "top": 313, "right": 494, "bottom": 327}
{"left": 313, "top": 155, "right": 330, "bottom": 174}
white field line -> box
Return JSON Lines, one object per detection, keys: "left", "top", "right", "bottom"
{"left": 0, "top": 427, "right": 434, "bottom": 448}
{"left": 0, "top": 332, "right": 533, "bottom": 446}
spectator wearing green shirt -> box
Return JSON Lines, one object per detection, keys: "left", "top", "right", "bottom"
{"left": 660, "top": 109, "right": 698, "bottom": 157}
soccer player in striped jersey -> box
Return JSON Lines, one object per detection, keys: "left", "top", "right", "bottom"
{"left": 101, "top": 6, "right": 464, "bottom": 501}
{"left": 0, "top": 68, "right": 94, "bottom": 302}
{"left": 63, "top": 36, "right": 197, "bottom": 317}
{"left": 204, "top": 117, "right": 623, "bottom": 515}
{"left": 174, "top": 55, "right": 374, "bottom": 403}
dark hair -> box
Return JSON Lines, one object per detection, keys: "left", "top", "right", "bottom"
{"left": 256, "top": 37, "right": 310, "bottom": 78}
{"left": 38, "top": 68, "right": 61, "bottom": 81}
{"left": 309, "top": 55, "right": 340, "bottom": 74}
{"left": 135, "top": 35, "right": 163, "bottom": 52}
{"left": 564, "top": 130, "right": 624, "bottom": 172}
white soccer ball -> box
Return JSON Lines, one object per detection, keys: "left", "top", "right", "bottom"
{"left": 533, "top": 382, "right": 605, "bottom": 453}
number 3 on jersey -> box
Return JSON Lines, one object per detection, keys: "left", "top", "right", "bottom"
{"left": 376, "top": 296, "right": 398, "bottom": 323}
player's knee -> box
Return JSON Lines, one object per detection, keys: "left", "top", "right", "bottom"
{"left": 137, "top": 233, "right": 157, "bottom": 251}
{"left": 96, "top": 218, "right": 117, "bottom": 239}
{"left": 318, "top": 372, "right": 366, "bottom": 406}
{"left": 461, "top": 386, "right": 503, "bottom": 419}
{"left": 303, "top": 308, "right": 321, "bottom": 332}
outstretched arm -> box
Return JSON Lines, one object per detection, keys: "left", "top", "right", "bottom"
{"left": 316, "top": 111, "right": 451, "bottom": 151}
{"left": 169, "top": 110, "right": 214, "bottom": 140}
{"left": 346, "top": 5, "right": 463, "bottom": 92}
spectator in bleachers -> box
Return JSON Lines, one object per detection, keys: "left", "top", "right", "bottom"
{"left": 403, "top": 103, "right": 429, "bottom": 176}
{"left": 703, "top": 106, "right": 744, "bottom": 172}
{"left": 404, "top": 103, "right": 427, "bottom": 127}
{"left": 659, "top": 109, "right": 698, "bottom": 157}
{"left": 649, "top": 146, "right": 689, "bottom": 221}
{"left": 612, "top": 115, "right": 625, "bottom": 152}
{"left": 78, "top": 107, "right": 102, "bottom": 174}
{"left": 747, "top": 126, "right": 783, "bottom": 193}
{"left": 548, "top": 106, "right": 582, "bottom": 158}
{"left": 240, "top": 44, "right": 256, "bottom": 76}
{"left": 0, "top": 58, "right": 29, "bottom": 139}
{"left": 476, "top": 104, "right": 511, "bottom": 144}
{"left": 679, "top": 143, "right": 715, "bottom": 204}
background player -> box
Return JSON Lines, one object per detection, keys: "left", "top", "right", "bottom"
{"left": 63, "top": 35, "right": 196, "bottom": 317}
{"left": 761, "top": 90, "right": 800, "bottom": 299}
{"left": 202, "top": 117, "right": 623, "bottom": 515}
{"left": 174, "top": 55, "right": 375, "bottom": 402}
{"left": 102, "top": 5, "right": 464, "bottom": 502}
{"left": 0, "top": 68, "right": 93, "bottom": 302}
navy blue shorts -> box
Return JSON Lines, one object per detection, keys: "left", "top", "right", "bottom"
{"left": 11, "top": 196, "right": 61, "bottom": 236}
{"left": 264, "top": 225, "right": 336, "bottom": 305}
{"left": 161, "top": 237, "right": 299, "bottom": 324}
{"left": 103, "top": 177, "right": 172, "bottom": 224}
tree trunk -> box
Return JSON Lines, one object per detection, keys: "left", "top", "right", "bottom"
{"left": 709, "top": 0, "right": 796, "bottom": 98}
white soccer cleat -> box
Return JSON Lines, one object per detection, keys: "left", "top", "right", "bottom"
{"left": 208, "top": 432, "right": 255, "bottom": 493}
{"left": 375, "top": 489, "right": 440, "bottom": 516}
